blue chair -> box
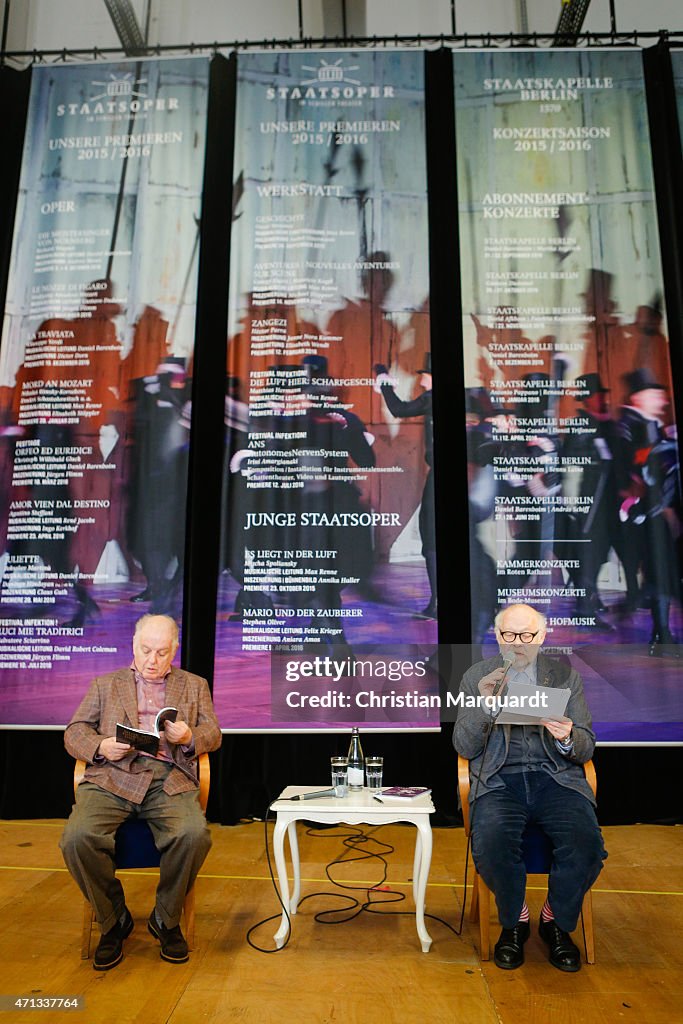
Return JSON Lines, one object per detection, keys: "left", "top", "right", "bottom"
{"left": 457, "top": 755, "right": 596, "bottom": 963}
{"left": 74, "top": 754, "right": 210, "bottom": 959}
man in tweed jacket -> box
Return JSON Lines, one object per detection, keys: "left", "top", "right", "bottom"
{"left": 60, "top": 614, "right": 221, "bottom": 970}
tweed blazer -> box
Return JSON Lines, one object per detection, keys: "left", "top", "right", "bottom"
{"left": 64, "top": 666, "right": 222, "bottom": 804}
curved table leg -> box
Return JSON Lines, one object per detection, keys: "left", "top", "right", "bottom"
{"left": 287, "top": 820, "right": 301, "bottom": 914}
{"left": 414, "top": 821, "right": 433, "bottom": 952}
{"left": 412, "top": 828, "right": 422, "bottom": 907}
{"left": 273, "top": 816, "right": 293, "bottom": 948}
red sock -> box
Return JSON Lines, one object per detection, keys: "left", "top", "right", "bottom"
{"left": 518, "top": 901, "right": 530, "bottom": 923}
{"left": 541, "top": 897, "right": 554, "bottom": 923}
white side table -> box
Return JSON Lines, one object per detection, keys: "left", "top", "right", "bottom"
{"left": 271, "top": 786, "right": 435, "bottom": 952}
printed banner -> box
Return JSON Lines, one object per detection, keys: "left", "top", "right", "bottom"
{"left": 0, "top": 57, "right": 210, "bottom": 726}
{"left": 214, "top": 50, "right": 438, "bottom": 730}
{"left": 454, "top": 49, "right": 682, "bottom": 742}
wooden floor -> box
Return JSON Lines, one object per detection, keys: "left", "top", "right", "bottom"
{"left": 0, "top": 819, "right": 681, "bottom": 1024}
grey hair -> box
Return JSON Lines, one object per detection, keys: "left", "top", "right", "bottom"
{"left": 134, "top": 613, "right": 179, "bottom": 646}
{"left": 494, "top": 604, "right": 547, "bottom": 632}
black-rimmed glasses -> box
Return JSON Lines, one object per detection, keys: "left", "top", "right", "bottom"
{"left": 499, "top": 630, "right": 539, "bottom": 643}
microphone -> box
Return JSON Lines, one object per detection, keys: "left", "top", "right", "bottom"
{"left": 285, "top": 786, "right": 344, "bottom": 801}
{"left": 492, "top": 649, "right": 516, "bottom": 697}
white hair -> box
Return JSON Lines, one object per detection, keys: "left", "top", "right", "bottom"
{"left": 134, "top": 614, "right": 179, "bottom": 646}
{"left": 494, "top": 604, "right": 547, "bottom": 632}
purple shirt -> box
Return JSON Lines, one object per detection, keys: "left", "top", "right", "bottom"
{"left": 133, "top": 665, "right": 173, "bottom": 762}
{"left": 94, "top": 664, "right": 195, "bottom": 764}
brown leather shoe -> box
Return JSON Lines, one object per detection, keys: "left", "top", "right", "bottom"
{"left": 93, "top": 906, "right": 134, "bottom": 971}
{"left": 147, "top": 910, "right": 189, "bottom": 963}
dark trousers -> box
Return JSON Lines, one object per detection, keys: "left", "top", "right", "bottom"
{"left": 471, "top": 771, "right": 606, "bottom": 932}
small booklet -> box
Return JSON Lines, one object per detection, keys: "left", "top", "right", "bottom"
{"left": 116, "top": 707, "right": 178, "bottom": 755}
{"left": 376, "top": 786, "right": 431, "bottom": 801}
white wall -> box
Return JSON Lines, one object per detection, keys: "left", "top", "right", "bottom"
{"left": 145, "top": 0, "right": 300, "bottom": 46}
{"left": 364, "top": 0, "right": 453, "bottom": 36}
{"left": 21, "top": 0, "right": 119, "bottom": 50}
{"left": 584, "top": 0, "right": 682, "bottom": 32}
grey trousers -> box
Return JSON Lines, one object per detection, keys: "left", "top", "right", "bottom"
{"left": 60, "top": 760, "right": 211, "bottom": 934}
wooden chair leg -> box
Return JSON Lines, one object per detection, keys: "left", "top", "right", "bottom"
{"left": 469, "top": 873, "right": 479, "bottom": 922}
{"left": 581, "top": 889, "right": 595, "bottom": 964}
{"left": 81, "top": 901, "right": 94, "bottom": 959}
{"left": 183, "top": 887, "right": 196, "bottom": 951}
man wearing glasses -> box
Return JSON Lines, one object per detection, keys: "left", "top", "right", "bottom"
{"left": 453, "top": 603, "right": 606, "bottom": 972}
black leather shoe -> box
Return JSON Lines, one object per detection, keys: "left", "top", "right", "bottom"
{"left": 147, "top": 911, "right": 189, "bottom": 963}
{"left": 93, "top": 906, "right": 134, "bottom": 971}
{"left": 493, "top": 921, "right": 530, "bottom": 969}
{"left": 538, "top": 917, "right": 581, "bottom": 972}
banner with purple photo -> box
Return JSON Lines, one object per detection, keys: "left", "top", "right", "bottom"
{"left": 0, "top": 57, "right": 210, "bottom": 726}
{"left": 454, "top": 48, "right": 682, "bottom": 743}
{"left": 214, "top": 50, "right": 438, "bottom": 730}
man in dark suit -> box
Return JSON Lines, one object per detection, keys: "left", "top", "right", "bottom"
{"left": 453, "top": 603, "right": 606, "bottom": 971}
{"left": 375, "top": 354, "right": 436, "bottom": 618}
{"left": 60, "top": 614, "right": 221, "bottom": 970}
{"left": 617, "top": 369, "right": 681, "bottom": 654}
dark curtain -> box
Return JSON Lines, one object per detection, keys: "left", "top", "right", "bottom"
{"left": 1, "top": 729, "right": 680, "bottom": 827}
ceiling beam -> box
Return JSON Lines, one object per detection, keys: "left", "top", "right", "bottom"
{"left": 554, "top": 0, "right": 592, "bottom": 43}
{"left": 103, "top": 0, "right": 146, "bottom": 55}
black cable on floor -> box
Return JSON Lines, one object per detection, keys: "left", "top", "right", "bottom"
{"left": 245, "top": 802, "right": 292, "bottom": 953}
{"left": 246, "top": 811, "right": 472, "bottom": 951}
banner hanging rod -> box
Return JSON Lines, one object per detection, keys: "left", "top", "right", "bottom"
{"left": 1, "top": 29, "right": 682, "bottom": 65}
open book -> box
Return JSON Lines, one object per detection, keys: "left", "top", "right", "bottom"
{"left": 116, "top": 707, "right": 178, "bottom": 755}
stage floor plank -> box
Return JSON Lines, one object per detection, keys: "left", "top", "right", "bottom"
{"left": 0, "top": 820, "right": 680, "bottom": 1024}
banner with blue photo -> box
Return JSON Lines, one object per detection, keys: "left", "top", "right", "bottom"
{"left": 453, "top": 48, "right": 682, "bottom": 743}
{"left": 0, "top": 57, "right": 210, "bottom": 726}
